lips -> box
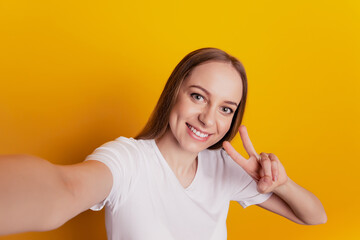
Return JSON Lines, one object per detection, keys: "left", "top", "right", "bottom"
{"left": 186, "top": 123, "right": 211, "bottom": 138}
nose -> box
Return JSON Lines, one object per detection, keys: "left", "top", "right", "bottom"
{"left": 198, "top": 106, "right": 216, "bottom": 127}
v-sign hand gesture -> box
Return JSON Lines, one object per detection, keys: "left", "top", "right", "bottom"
{"left": 223, "top": 125, "right": 288, "bottom": 194}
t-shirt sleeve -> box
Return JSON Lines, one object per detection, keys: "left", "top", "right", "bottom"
{"left": 84, "top": 137, "right": 139, "bottom": 211}
{"left": 221, "top": 150, "right": 273, "bottom": 208}
{"left": 234, "top": 178, "right": 273, "bottom": 208}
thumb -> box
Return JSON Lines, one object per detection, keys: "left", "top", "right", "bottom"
{"left": 257, "top": 176, "right": 272, "bottom": 194}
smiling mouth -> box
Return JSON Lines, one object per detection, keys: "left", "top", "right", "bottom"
{"left": 186, "top": 123, "right": 210, "bottom": 138}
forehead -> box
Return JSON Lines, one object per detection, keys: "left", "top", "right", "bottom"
{"left": 182, "top": 61, "right": 243, "bottom": 103}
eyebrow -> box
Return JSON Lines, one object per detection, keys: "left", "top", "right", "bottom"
{"left": 189, "top": 85, "right": 239, "bottom": 107}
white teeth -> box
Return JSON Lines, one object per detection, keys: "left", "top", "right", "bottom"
{"left": 187, "top": 124, "right": 209, "bottom": 138}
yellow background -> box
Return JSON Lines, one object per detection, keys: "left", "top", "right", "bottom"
{"left": 1, "top": 0, "right": 359, "bottom": 239}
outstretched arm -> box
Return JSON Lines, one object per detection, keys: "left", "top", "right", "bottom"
{"left": 0, "top": 154, "right": 112, "bottom": 236}
{"left": 223, "top": 125, "right": 327, "bottom": 225}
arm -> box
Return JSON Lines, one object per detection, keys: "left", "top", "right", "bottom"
{"left": 256, "top": 177, "right": 327, "bottom": 225}
{"left": 0, "top": 154, "right": 112, "bottom": 236}
{"left": 223, "top": 125, "right": 327, "bottom": 226}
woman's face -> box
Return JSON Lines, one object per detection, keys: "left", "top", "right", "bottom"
{"left": 167, "top": 61, "right": 243, "bottom": 153}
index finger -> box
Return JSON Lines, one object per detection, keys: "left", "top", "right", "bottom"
{"left": 239, "top": 125, "right": 259, "bottom": 160}
{"left": 222, "top": 140, "right": 248, "bottom": 167}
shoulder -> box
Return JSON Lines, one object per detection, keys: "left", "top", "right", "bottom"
{"left": 199, "top": 148, "right": 254, "bottom": 199}
{"left": 97, "top": 136, "right": 138, "bottom": 150}
{"left": 90, "top": 137, "right": 151, "bottom": 158}
{"left": 84, "top": 137, "right": 156, "bottom": 175}
{"left": 200, "top": 148, "right": 252, "bottom": 183}
{"left": 83, "top": 137, "right": 154, "bottom": 209}
{"left": 200, "top": 148, "right": 244, "bottom": 170}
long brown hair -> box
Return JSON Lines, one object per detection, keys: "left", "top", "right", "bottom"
{"left": 135, "top": 47, "right": 248, "bottom": 149}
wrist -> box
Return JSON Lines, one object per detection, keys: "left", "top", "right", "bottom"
{"left": 273, "top": 176, "right": 292, "bottom": 196}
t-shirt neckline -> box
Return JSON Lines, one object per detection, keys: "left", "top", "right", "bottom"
{"left": 150, "top": 139, "right": 201, "bottom": 191}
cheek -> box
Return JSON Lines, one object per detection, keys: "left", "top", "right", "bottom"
{"left": 174, "top": 97, "right": 199, "bottom": 119}
{"left": 168, "top": 107, "right": 179, "bottom": 130}
{"left": 218, "top": 118, "right": 233, "bottom": 135}
{"left": 168, "top": 102, "right": 189, "bottom": 131}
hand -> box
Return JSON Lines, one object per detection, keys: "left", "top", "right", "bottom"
{"left": 222, "top": 125, "right": 288, "bottom": 194}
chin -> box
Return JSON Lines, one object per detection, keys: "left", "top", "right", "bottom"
{"left": 179, "top": 137, "right": 217, "bottom": 153}
{"left": 182, "top": 145, "right": 206, "bottom": 154}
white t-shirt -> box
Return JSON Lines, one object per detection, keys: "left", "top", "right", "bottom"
{"left": 85, "top": 137, "right": 272, "bottom": 240}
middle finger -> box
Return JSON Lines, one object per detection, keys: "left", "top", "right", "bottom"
{"left": 260, "top": 152, "right": 272, "bottom": 179}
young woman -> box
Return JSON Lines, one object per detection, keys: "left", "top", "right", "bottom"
{"left": 0, "top": 48, "right": 327, "bottom": 239}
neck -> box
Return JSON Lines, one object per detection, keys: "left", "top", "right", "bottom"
{"left": 155, "top": 130, "right": 198, "bottom": 176}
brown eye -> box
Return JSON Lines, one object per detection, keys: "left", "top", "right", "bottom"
{"left": 222, "top": 107, "right": 233, "bottom": 114}
{"left": 190, "top": 93, "right": 205, "bottom": 102}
